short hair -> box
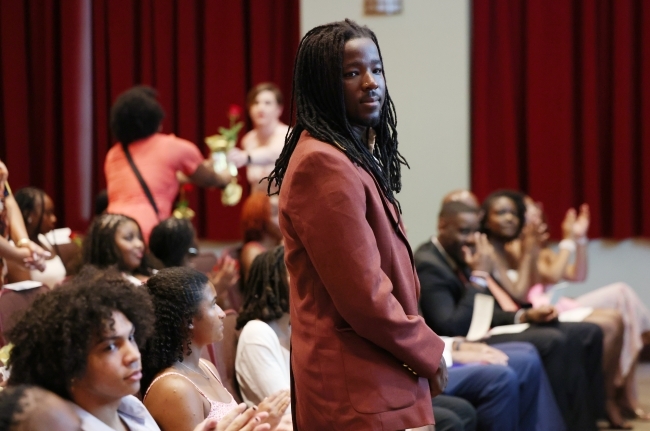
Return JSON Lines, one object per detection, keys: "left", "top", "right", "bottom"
{"left": 236, "top": 246, "right": 288, "bottom": 330}
{"left": 246, "top": 82, "right": 284, "bottom": 108}
{"left": 149, "top": 218, "right": 195, "bottom": 268}
{"left": 141, "top": 267, "right": 209, "bottom": 392}
{"left": 7, "top": 267, "right": 155, "bottom": 400}
{"left": 82, "top": 214, "right": 152, "bottom": 276}
{"left": 14, "top": 187, "right": 47, "bottom": 235}
{"left": 267, "top": 20, "right": 406, "bottom": 210}
{"left": 110, "top": 86, "right": 165, "bottom": 145}
{"left": 439, "top": 201, "right": 481, "bottom": 220}
{"left": 480, "top": 189, "right": 527, "bottom": 238}
{"left": 241, "top": 192, "right": 272, "bottom": 243}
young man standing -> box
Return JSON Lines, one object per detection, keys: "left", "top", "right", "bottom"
{"left": 267, "top": 20, "right": 446, "bottom": 430}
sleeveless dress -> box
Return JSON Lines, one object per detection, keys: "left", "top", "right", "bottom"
{"left": 144, "top": 359, "right": 239, "bottom": 422}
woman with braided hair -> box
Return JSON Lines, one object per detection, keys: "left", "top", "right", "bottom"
{"left": 267, "top": 19, "right": 445, "bottom": 430}
{"left": 235, "top": 247, "right": 291, "bottom": 431}
{"left": 141, "top": 267, "right": 290, "bottom": 431}
{"left": 82, "top": 213, "right": 154, "bottom": 284}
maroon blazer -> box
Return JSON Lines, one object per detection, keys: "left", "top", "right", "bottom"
{"left": 279, "top": 133, "right": 445, "bottom": 430}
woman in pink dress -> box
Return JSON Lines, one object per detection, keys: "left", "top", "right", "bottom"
{"left": 142, "top": 267, "right": 290, "bottom": 431}
{"left": 105, "top": 86, "right": 230, "bottom": 242}
{"left": 526, "top": 198, "right": 650, "bottom": 422}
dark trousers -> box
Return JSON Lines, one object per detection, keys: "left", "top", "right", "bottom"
{"left": 486, "top": 321, "right": 604, "bottom": 431}
{"left": 433, "top": 394, "right": 477, "bottom": 431}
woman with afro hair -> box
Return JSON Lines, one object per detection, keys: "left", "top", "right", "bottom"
{"left": 82, "top": 213, "right": 154, "bottom": 284}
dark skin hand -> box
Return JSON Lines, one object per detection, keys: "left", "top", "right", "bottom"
{"left": 519, "top": 304, "right": 558, "bottom": 323}
{"left": 429, "top": 355, "right": 448, "bottom": 398}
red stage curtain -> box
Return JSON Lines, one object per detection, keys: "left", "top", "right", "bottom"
{"left": 472, "top": 0, "right": 650, "bottom": 239}
{"left": 0, "top": 0, "right": 299, "bottom": 240}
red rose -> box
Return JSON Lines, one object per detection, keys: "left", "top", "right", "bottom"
{"left": 182, "top": 183, "right": 195, "bottom": 193}
{"left": 228, "top": 104, "right": 243, "bottom": 120}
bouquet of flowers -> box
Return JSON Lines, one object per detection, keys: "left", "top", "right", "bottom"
{"left": 205, "top": 105, "right": 244, "bottom": 206}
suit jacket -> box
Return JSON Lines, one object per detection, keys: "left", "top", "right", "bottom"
{"left": 280, "top": 133, "right": 445, "bottom": 430}
{"left": 414, "top": 240, "right": 516, "bottom": 337}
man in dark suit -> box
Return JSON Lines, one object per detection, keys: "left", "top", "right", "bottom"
{"left": 416, "top": 201, "right": 605, "bottom": 431}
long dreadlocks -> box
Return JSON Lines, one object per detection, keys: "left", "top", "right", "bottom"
{"left": 267, "top": 19, "right": 407, "bottom": 209}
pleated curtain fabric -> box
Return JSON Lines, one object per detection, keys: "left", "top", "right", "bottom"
{"left": 0, "top": 0, "right": 299, "bottom": 240}
{"left": 471, "top": 0, "right": 650, "bottom": 239}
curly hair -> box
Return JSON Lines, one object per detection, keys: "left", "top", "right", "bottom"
{"left": 480, "top": 189, "right": 527, "bottom": 240}
{"left": 14, "top": 187, "right": 47, "bottom": 239}
{"left": 236, "top": 246, "right": 288, "bottom": 330}
{"left": 110, "top": 85, "right": 165, "bottom": 145}
{"left": 149, "top": 218, "right": 196, "bottom": 268}
{"left": 267, "top": 19, "right": 407, "bottom": 212}
{"left": 141, "top": 267, "right": 209, "bottom": 392}
{"left": 7, "top": 267, "right": 155, "bottom": 400}
{"left": 82, "top": 213, "right": 152, "bottom": 276}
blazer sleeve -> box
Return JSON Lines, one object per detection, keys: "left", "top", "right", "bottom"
{"left": 416, "top": 257, "right": 474, "bottom": 336}
{"left": 284, "top": 149, "right": 444, "bottom": 380}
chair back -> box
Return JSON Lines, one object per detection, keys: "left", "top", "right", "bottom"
{"left": 0, "top": 285, "right": 50, "bottom": 345}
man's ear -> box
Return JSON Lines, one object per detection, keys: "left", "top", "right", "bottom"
{"left": 437, "top": 217, "right": 447, "bottom": 235}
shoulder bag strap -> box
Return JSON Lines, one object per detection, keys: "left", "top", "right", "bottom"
{"left": 122, "top": 143, "right": 160, "bottom": 219}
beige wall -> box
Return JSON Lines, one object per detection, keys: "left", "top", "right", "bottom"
{"left": 301, "top": 0, "right": 471, "bottom": 249}
{"left": 300, "top": 0, "right": 650, "bottom": 307}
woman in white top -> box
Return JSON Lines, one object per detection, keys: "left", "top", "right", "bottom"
{"left": 6, "top": 267, "right": 267, "bottom": 431}
{"left": 235, "top": 246, "right": 292, "bottom": 431}
{"left": 8, "top": 187, "right": 66, "bottom": 288}
{"left": 227, "top": 83, "right": 289, "bottom": 194}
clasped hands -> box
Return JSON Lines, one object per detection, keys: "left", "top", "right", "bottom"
{"left": 196, "top": 389, "right": 291, "bottom": 431}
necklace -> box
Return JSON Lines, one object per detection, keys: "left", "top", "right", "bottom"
{"left": 176, "top": 360, "right": 210, "bottom": 380}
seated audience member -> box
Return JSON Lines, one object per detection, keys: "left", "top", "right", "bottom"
{"left": 530, "top": 199, "right": 650, "bottom": 420}
{"left": 7, "top": 268, "right": 158, "bottom": 430}
{"left": 239, "top": 192, "right": 282, "bottom": 281}
{"left": 7, "top": 187, "right": 66, "bottom": 288}
{"left": 481, "top": 190, "right": 629, "bottom": 428}
{"left": 82, "top": 213, "right": 153, "bottom": 284}
{"left": 415, "top": 200, "right": 605, "bottom": 431}
{"left": 0, "top": 385, "right": 82, "bottom": 431}
{"left": 149, "top": 218, "right": 239, "bottom": 309}
{"left": 0, "top": 161, "right": 48, "bottom": 286}
{"left": 106, "top": 86, "right": 231, "bottom": 242}
{"left": 235, "top": 247, "right": 292, "bottom": 431}
{"left": 227, "top": 83, "right": 289, "bottom": 194}
{"left": 5, "top": 268, "right": 268, "bottom": 431}
{"left": 142, "top": 267, "right": 290, "bottom": 431}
